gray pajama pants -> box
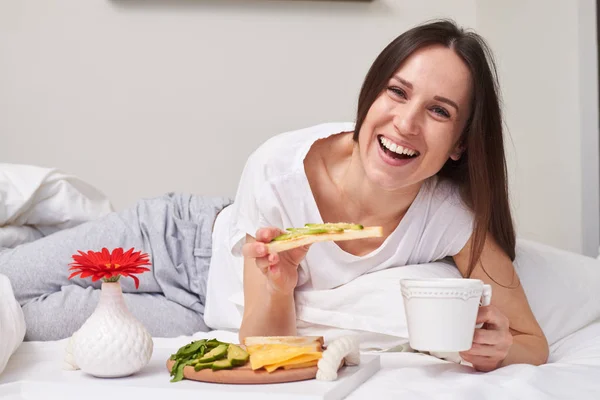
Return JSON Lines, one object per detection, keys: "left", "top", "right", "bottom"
{"left": 0, "top": 193, "right": 232, "bottom": 341}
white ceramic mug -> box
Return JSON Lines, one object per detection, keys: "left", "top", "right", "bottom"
{"left": 400, "top": 278, "right": 492, "bottom": 352}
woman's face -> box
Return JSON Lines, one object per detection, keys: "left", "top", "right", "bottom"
{"left": 358, "top": 45, "right": 473, "bottom": 192}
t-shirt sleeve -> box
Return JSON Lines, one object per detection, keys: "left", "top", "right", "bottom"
{"left": 416, "top": 179, "right": 475, "bottom": 261}
{"left": 443, "top": 196, "right": 475, "bottom": 256}
{"left": 227, "top": 151, "right": 282, "bottom": 257}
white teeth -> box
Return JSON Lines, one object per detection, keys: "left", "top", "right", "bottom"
{"left": 379, "top": 136, "right": 417, "bottom": 156}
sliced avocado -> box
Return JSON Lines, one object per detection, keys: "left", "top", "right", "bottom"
{"left": 194, "top": 362, "right": 213, "bottom": 371}
{"left": 305, "top": 223, "right": 327, "bottom": 228}
{"left": 274, "top": 223, "right": 365, "bottom": 242}
{"left": 302, "top": 228, "right": 330, "bottom": 234}
{"left": 271, "top": 233, "right": 295, "bottom": 241}
{"left": 198, "top": 343, "right": 228, "bottom": 363}
{"left": 211, "top": 358, "right": 233, "bottom": 370}
{"left": 272, "top": 227, "right": 331, "bottom": 242}
{"left": 285, "top": 226, "right": 332, "bottom": 232}
{"left": 305, "top": 223, "right": 363, "bottom": 230}
{"left": 227, "top": 344, "right": 249, "bottom": 366}
{"left": 205, "top": 338, "right": 226, "bottom": 349}
{"left": 197, "top": 343, "right": 207, "bottom": 358}
{"left": 171, "top": 339, "right": 206, "bottom": 359}
{"left": 340, "top": 223, "right": 364, "bottom": 230}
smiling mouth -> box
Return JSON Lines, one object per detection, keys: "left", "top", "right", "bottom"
{"left": 377, "top": 135, "right": 420, "bottom": 160}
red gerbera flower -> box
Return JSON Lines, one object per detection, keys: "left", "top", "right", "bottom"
{"left": 68, "top": 247, "right": 151, "bottom": 289}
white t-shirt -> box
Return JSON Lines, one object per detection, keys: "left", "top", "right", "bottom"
{"left": 203, "top": 122, "right": 475, "bottom": 334}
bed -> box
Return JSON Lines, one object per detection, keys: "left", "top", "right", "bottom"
{"left": 0, "top": 321, "right": 599, "bottom": 399}
{"left": 1, "top": 165, "right": 600, "bottom": 399}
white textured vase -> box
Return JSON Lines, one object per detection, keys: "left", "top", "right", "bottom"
{"left": 71, "top": 281, "right": 153, "bottom": 378}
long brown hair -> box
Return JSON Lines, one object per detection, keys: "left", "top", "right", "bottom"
{"left": 353, "top": 19, "right": 515, "bottom": 276}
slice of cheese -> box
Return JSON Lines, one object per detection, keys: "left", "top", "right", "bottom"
{"left": 263, "top": 352, "right": 322, "bottom": 373}
{"left": 282, "top": 360, "right": 319, "bottom": 370}
{"left": 248, "top": 345, "right": 317, "bottom": 370}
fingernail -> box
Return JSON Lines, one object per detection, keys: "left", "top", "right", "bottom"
{"left": 257, "top": 245, "right": 266, "bottom": 256}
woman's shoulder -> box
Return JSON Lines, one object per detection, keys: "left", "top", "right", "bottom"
{"left": 245, "top": 122, "right": 355, "bottom": 181}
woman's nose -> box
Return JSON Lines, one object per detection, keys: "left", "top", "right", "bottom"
{"left": 393, "top": 106, "right": 421, "bottom": 136}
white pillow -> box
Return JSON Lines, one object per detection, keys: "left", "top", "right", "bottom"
{"left": 0, "top": 274, "right": 26, "bottom": 375}
{"left": 293, "top": 261, "right": 462, "bottom": 350}
{"left": 292, "top": 239, "right": 600, "bottom": 349}
{"left": 514, "top": 239, "right": 600, "bottom": 345}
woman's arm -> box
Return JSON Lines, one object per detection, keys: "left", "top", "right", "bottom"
{"left": 453, "top": 233, "right": 549, "bottom": 371}
{"left": 238, "top": 230, "right": 309, "bottom": 342}
{"left": 238, "top": 235, "right": 296, "bottom": 341}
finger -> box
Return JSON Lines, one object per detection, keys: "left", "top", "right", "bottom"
{"left": 472, "top": 328, "right": 503, "bottom": 346}
{"left": 459, "top": 350, "right": 495, "bottom": 363}
{"left": 267, "top": 263, "right": 280, "bottom": 279}
{"left": 255, "top": 253, "right": 279, "bottom": 273}
{"left": 242, "top": 241, "right": 269, "bottom": 259}
{"left": 477, "top": 306, "right": 509, "bottom": 330}
{"left": 255, "top": 256, "right": 271, "bottom": 274}
{"left": 476, "top": 306, "right": 493, "bottom": 325}
{"left": 255, "top": 227, "right": 285, "bottom": 243}
{"left": 459, "top": 353, "right": 498, "bottom": 372}
{"left": 268, "top": 252, "right": 279, "bottom": 265}
{"left": 462, "top": 342, "right": 509, "bottom": 359}
{"left": 461, "top": 343, "right": 495, "bottom": 357}
{"left": 282, "top": 244, "right": 312, "bottom": 265}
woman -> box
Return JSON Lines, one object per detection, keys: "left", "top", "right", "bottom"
{"left": 0, "top": 20, "right": 547, "bottom": 372}
{"left": 222, "top": 19, "right": 548, "bottom": 371}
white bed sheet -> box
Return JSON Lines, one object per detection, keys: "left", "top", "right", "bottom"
{"left": 1, "top": 323, "right": 599, "bottom": 400}
{"left": 351, "top": 320, "right": 600, "bottom": 399}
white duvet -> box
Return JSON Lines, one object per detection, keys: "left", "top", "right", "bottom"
{"left": 0, "top": 163, "right": 113, "bottom": 249}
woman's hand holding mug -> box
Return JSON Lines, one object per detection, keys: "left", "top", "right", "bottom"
{"left": 400, "top": 278, "right": 513, "bottom": 371}
{"left": 459, "top": 304, "right": 513, "bottom": 371}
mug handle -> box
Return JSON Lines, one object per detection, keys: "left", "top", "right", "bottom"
{"left": 475, "top": 284, "right": 492, "bottom": 329}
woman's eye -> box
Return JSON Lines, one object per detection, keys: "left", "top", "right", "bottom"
{"left": 431, "top": 106, "right": 450, "bottom": 118}
{"left": 387, "top": 86, "right": 406, "bottom": 99}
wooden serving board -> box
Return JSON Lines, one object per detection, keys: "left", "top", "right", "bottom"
{"left": 166, "top": 359, "right": 322, "bottom": 385}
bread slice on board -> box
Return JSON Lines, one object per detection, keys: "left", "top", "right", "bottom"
{"left": 243, "top": 336, "right": 324, "bottom": 351}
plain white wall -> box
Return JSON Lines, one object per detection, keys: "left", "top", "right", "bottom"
{"left": 476, "top": 0, "right": 599, "bottom": 256}
{"left": 0, "top": 0, "right": 475, "bottom": 206}
{"left": 0, "top": 0, "right": 597, "bottom": 256}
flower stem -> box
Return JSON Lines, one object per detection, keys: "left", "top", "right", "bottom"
{"left": 103, "top": 275, "right": 121, "bottom": 283}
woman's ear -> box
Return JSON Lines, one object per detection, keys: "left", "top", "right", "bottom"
{"left": 450, "top": 144, "right": 465, "bottom": 161}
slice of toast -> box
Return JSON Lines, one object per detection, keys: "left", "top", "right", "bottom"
{"left": 243, "top": 336, "right": 324, "bottom": 351}
{"left": 266, "top": 226, "right": 383, "bottom": 253}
